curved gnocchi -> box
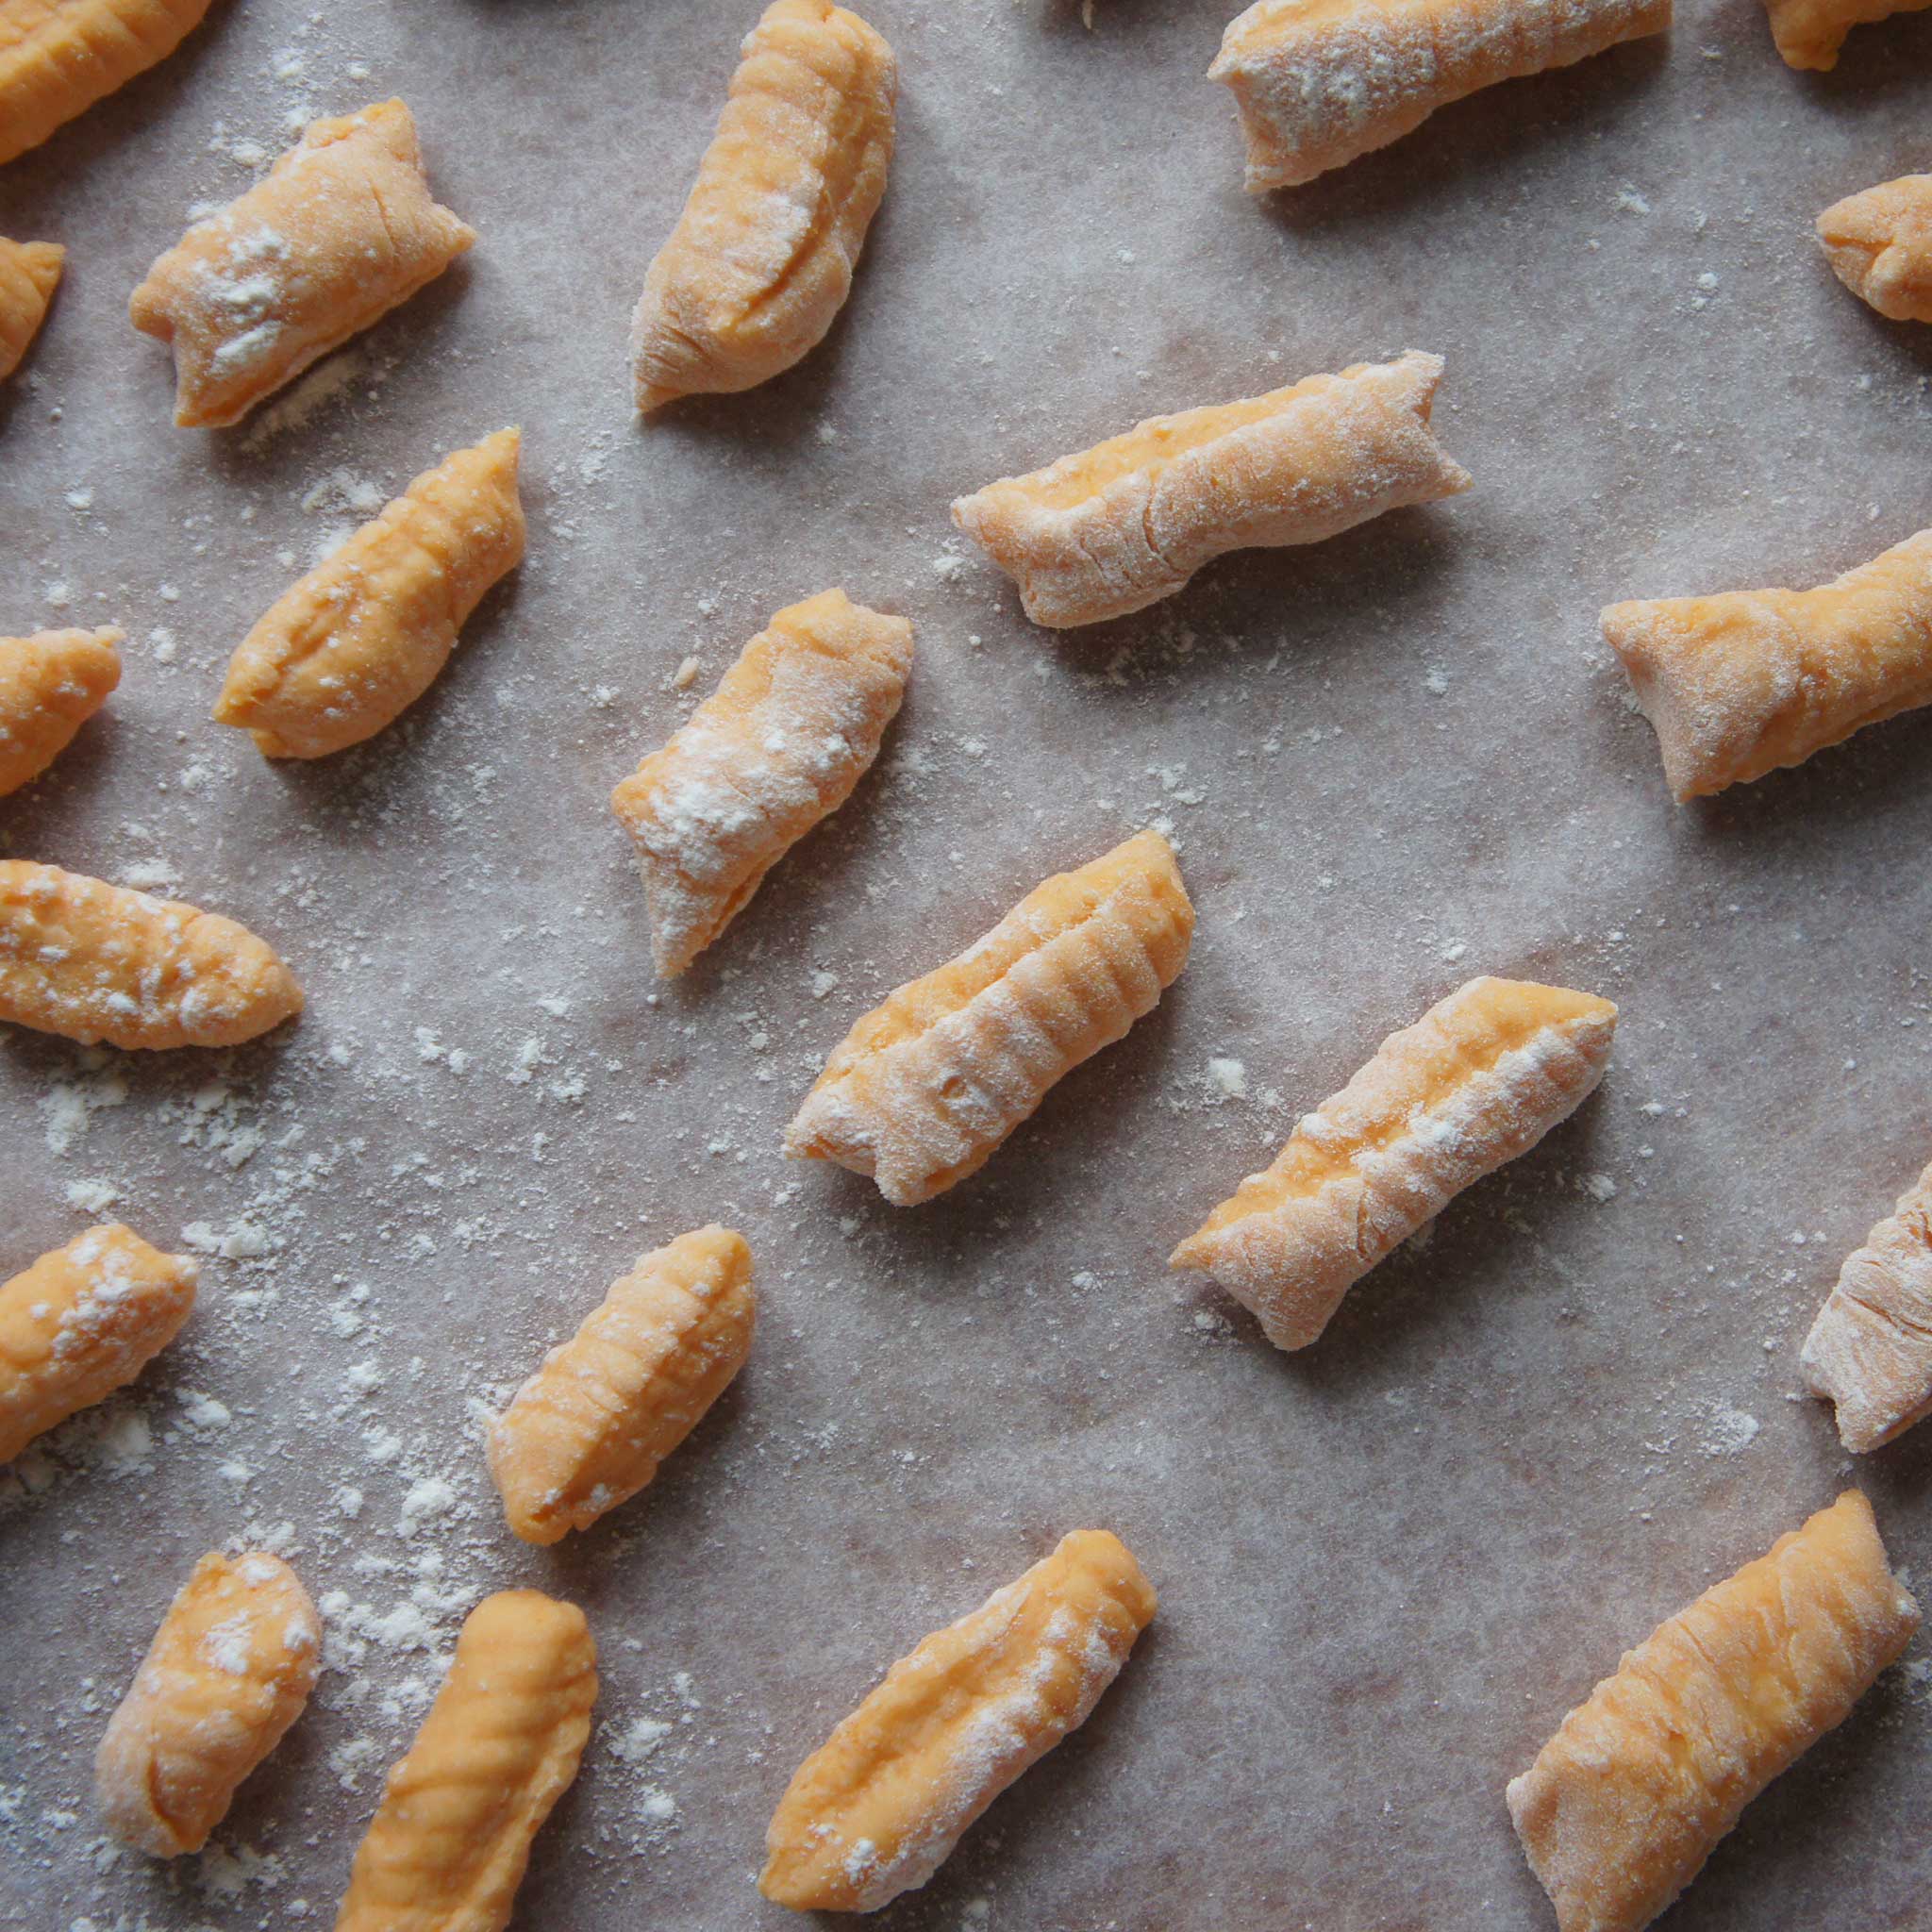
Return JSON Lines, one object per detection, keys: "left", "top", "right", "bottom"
{"left": 1602, "top": 525, "right": 1932, "bottom": 800}
{"left": 0, "top": 0, "right": 212, "bottom": 168}
{"left": 1210, "top": 0, "right": 1670, "bottom": 191}
{"left": 335, "top": 1590, "right": 597, "bottom": 1932}
{"left": 610, "top": 590, "right": 912, "bottom": 977}
{"left": 96, "top": 1551, "right": 320, "bottom": 1856}
{"left": 0, "top": 1223, "right": 196, "bottom": 1465}
{"left": 1171, "top": 976, "right": 1616, "bottom": 1351}
{"left": 785, "top": 830, "right": 1194, "bottom": 1206}
{"left": 0, "top": 235, "right": 61, "bottom": 378}
{"left": 760, "top": 1530, "right": 1156, "bottom": 1913}
{"left": 1818, "top": 173, "right": 1932, "bottom": 324}
{"left": 0, "top": 860, "right": 303, "bottom": 1049}
{"left": 1763, "top": 0, "right": 1928, "bottom": 65}
{"left": 487, "top": 1224, "right": 755, "bottom": 1544}
{"left": 129, "top": 100, "right": 474, "bottom": 429}
{"left": 951, "top": 353, "right": 1470, "bottom": 628}
{"left": 1508, "top": 1491, "right": 1919, "bottom": 1932}
{"left": 0, "top": 626, "right": 119, "bottom": 795}
{"left": 630, "top": 0, "right": 896, "bottom": 412}
{"left": 214, "top": 427, "right": 524, "bottom": 759}
{"left": 1802, "top": 1156, "right": 1932, "bottom": 1452}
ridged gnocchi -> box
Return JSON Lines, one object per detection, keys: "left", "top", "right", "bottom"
{"left": 1508, "top": 1492, "right": 1919, "bottom": 1932}
{"left": 0, "top": 235, "right": 62, "bottom": 379}
{"left": 1818, "top": 173, "right": 1932, "bottom": 324}
{"left": 786, "top": 830, "right": 1194, "bottom": 1205}
{"left": 631, "top": 0, "right": 896, "bottom": 411}
{"left": 0, "top": 626, "right": 120, "bottom": 795}
{"left": 214, "top": 428, "right": 524, "bottom": 759}
{"left": 96, "top": 1551, "right": 320, "bottom": 1856}
{"left": 129, "top": 100, "right": 475, "bottom": 429}
{"left": 1763, "top": 0, "right": 1928, "bottom": 65}
{"left": 1171, "top": 976, "right": 1617, "bottom": 1351}
{"left": 610, "top": 590, "right": 912, "bottom": 977}
{"left": 486, "top": 1225, "right": 755, "bottom": 1544}
{"left": 761, "top": 1530, "right": 1156, "bottom": 1912}
{"left": 0, "top": 860, "right": 302, "bottom": 1048}
{"left": 0, "top": 1223, "right": 197, "bottom": 1465}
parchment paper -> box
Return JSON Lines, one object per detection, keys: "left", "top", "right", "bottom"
{"left": 4, "top": 1, "right": 1930, "bottom": 1925}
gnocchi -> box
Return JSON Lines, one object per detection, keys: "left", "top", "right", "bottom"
{"left": 1802, "top": 1157, "right": 1932, "bottom": 1452}
{"left": 609, "top": 590, "right": 913, "bottom": 977}
{"left": 786, "top": 830, "right": 1194, "bottom": 1205}
{"left": 334, "top": 1590, "right": 597, "bottom": 1932}
{"left": 0, "top": 626, "right": 120, "bottom": 795}
{"left": 0, "top": 235, "right": 61, "bottom": 379}
{"left": 487, "top": 1224, "right": 755, "bottom": 1544}
{"left": 96, "top": 1551, "right": 320, "bottom": 1856}
{"left": 631, "top": 0, "right": 896, "bottom": 412}
{"left": 0, "top": 0, "right": 212, "bottom": 167}
{"left": 0, "top": 860, "right": 302, "bottom": 1048}
{"left": 951, "top": 353, "right": 1470, "bottom": 628}
{"left": 0, "top": 1223, "right": 197, "bottom": 1465}
{"left": 1210, "top": 0, "right": 1670, "bottom": 191}
{"left": 1508, "top": 1491, "right": 1919, "bottom": 1932}
{"left": 1171, "top": 976, "right": 1617, "bottom": 1351}
{"left": 1763, "top": 0, "right": 1928, "bottom": 65}
{"left": 760, "top": 1530, "right": 1155, "bottom": 1912}
{"left": 214, "top": 428, "right": 524, "bottom": 758}
{"left": 1818, "top": 173, "right": 1932, "bottom": 323}
{"left": 1602, "top": 525, "right": 1932, "bottom": 800}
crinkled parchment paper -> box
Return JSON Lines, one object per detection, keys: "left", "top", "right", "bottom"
{"left": 3, "top": 1, "right": 1931, "bottom": 1926}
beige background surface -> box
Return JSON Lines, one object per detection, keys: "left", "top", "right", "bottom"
{"left": 3, "top": 0, "right": 1930, "bottom": 1926}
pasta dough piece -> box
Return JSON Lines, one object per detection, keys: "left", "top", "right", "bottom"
{"left": 1602, "top": 526, "right": 1932, "bottom": 801}
{"left": 609, "top": 590, "right": 912, "bottom": 977}
{"left": 0, "top": 626, "right": 120, "bottom": 795}
{"left": 1210, "top": 0, "right": 1670, "bottom": 192}
{"left": 1818, "top": 173, "right": 1932, "bottom": 323}
{"left": 486, "top": 1224, "right": 756, "bottom": 1544}
{"left": 0, "top": 860, "right": 302, "bottom": 1048}
{"left": 213, "top": 428, "right": 524, "bottom": 759}
{"left": 0, "top": 0, "right": 211, "bottom": 167}
{"left": 785, "top": 830, "right": 1194, "bottom": 1206}
{"left": 129, "top": 100, "right": 474, "bottom": 429}
{"left": 1171, "top": 976, "right": 1616, "bottom": 1351}
{"left": 0, "top": 1223, "right": 196, "bottom": 1464}
{"left": 630, "top": 0, "right": 896, "bottom": 412}
{"left": 1763, "top": 0, "right": 1928, "bottom": 64}
{"left": 760, "top": 1529, "right": 1156, "bottom": 1913}
{"left": 1802, "top": 1158, "right": 1932, "bottom": 1452}
{"left": 950, "top": 353, "right": 1470, "bottom": 628}
{"left": 1507, "top": 1491, "right": 1919, "bottom": 1932}
{"left": 334, "top": 1590, "right": 597, "bottom": 1932}
{"left": 96, "top": 1551, "right": 320, "bottom": 1856}
{"left": 0, "top": 235, "right": 61, "bottom": 378}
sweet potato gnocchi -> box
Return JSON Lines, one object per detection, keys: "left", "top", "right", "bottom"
{"left": 1210, "top": 0, "right": 1671, "bottom": 191}
{"left": 1762, "top": 0, "right": 1928, "bottom": 65}
{"left": 1171, "top": 976, "right": 1617, "bottom": 1351}
{"left": 129, "top": 99, "right": 474, "bottom": 429}
{"left": 1602, "top": 525, "right": 1932, "bottom": 799}
{"left": 96, "top": 1551, "right": 320, "bottom": 1856}
{"left": 1802, "top": 1157, "right": 1932, "bottom": 1452}
{"left": 214, "top": 427, "right": 524, "bottom": 758}
{"left": 0, "top": 0, "right": 212, "bottom": 167}
{"left": 951, "top": 353, "right": 1470, "bottom": 627}
{"left": 0, "top": 626, "right": 119, "bottom": 795}
{"left": 0, "top": 235, "right": 61, "bottom": 378}
{"left": 610, "top": 590, "right": 912, "bottom": 977}
{"left": 786, "top": 830, "right": 1193, "bottom": 1205}
{"left": 1818, "top": 173, "right": 1932, "bottom": 323}
{"left": 760, "top": 1529, "right": 1155, "bottom": 1912}
{"left": 1508, "top": 1491, "right": 1919, "bottom": 1932}
{"left": 487, "top": 1224, "right": 755, "bottom": 1544}
{"left": 631, "top": 0, "right": 896, "bottom": 412}
{"left": 335, "top": 1590, "right": 597, "bottom": 1932}
{"left": 0, "top": 1223, "right": 196, "bottom": 1465}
